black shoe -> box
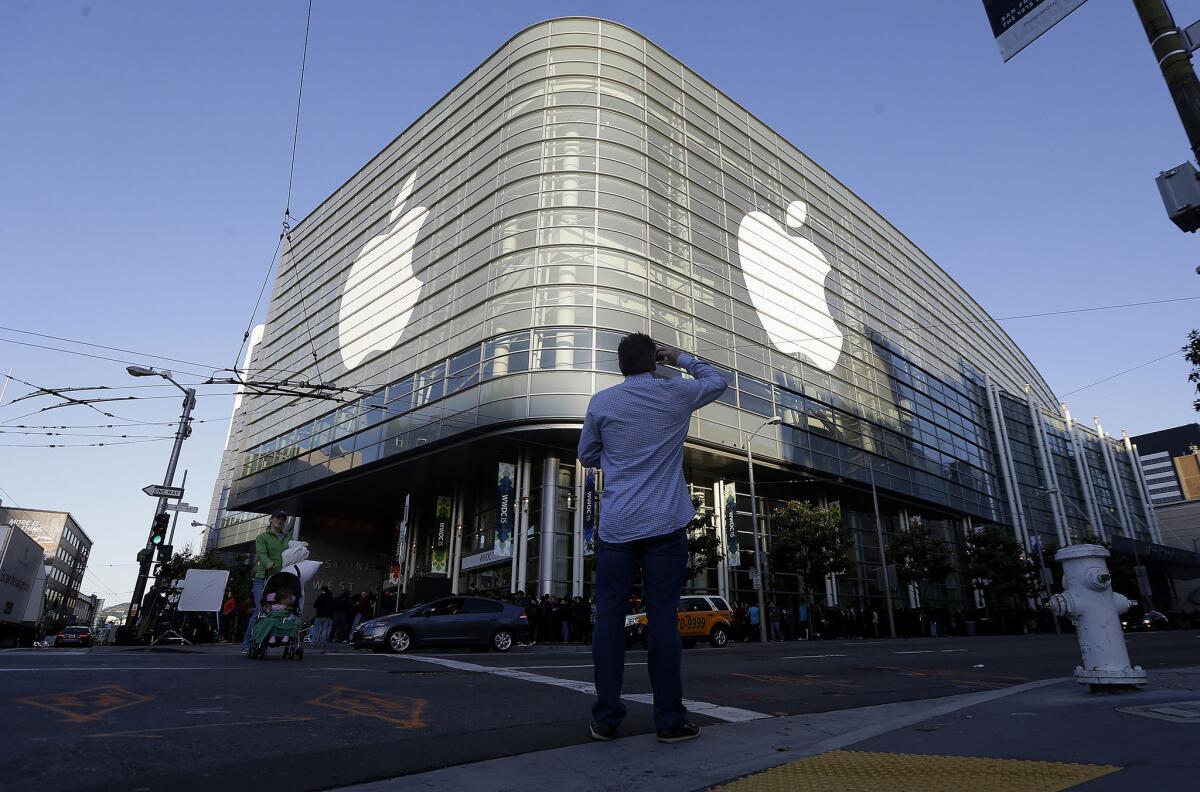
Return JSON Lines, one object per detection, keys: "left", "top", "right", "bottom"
{"left": 656, "top": 721, "right": 701, "bottom": 743}
{"left": 589, "top": 722, "right": 618, "bottom": 742}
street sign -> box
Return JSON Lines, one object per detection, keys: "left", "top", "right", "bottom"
{"left": 983, "top": 0, "right": 1089, "bottom": 62}
{"left": 163, "top": 502, "right": 198, "bottom": 513}
{"left": 142, "top": 485, "right": 184, "bottom": 499}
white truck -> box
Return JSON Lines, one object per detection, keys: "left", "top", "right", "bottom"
{"left": 0, "top": 524, "right": 48, "bottom": 647}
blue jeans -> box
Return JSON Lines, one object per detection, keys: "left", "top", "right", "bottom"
{"left": 242, "top": 578, "right": 265, "bottom": 648}
{"left": 592, "top": 527, "right": 688, "bottom": 732}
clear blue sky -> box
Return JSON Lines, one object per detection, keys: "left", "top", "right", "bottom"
{"left": 2, "top": 1, "right": 1198, "bottom": 605}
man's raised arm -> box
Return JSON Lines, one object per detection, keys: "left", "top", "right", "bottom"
{"left": 675, "top": 351, "right": 728, "bottom": 409}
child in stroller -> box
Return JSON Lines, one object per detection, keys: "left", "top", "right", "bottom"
{"left": 248, "top": 567, "right": 304, "bottom": 660}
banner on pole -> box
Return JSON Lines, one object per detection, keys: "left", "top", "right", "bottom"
{"left": 495, "top": 463, "right": 515, "bottom": 558}
{"left": 724, "top": 482, "right": 740, "bottom": 567}
{"left": 394, "top": 494, "right": 410, "bottom": 565}
{"left": 582, "top": 468, "right": 597, "bottom": 556}
{"left": 982, "top": 0, "right": 1088, "bottom": 62}
{"left": 431, "top": 496, "right": 451, "bottom": 575}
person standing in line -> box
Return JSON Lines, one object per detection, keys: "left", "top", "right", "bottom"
{"left": 331, "top": 588, "right": 350, "bottom": 642}
{"left": 220, "top": 589, "right": 237, "bottom": 642}
{"left": 579, "top": 333, "right": 727, "bottom": 744}
{"left": 351, "top": 591, "right": 370, "bottom": 634}
{"left": 311, "top": 586, "right": 334, "bottom": 645}
{"left": 748, "top": 602, "right": 761, "bottom": 641}
{"left": 768, "top": 600, "right": 783, "bottom": 642}
{"left": 241, "top": 509, "right": 290, "bottom": 654}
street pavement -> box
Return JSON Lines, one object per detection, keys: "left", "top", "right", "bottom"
{"left": 3, "top": 631, "right": 1197, "bottom": 791}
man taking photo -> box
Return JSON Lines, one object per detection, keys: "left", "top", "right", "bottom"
{"left": 578, "top": 333, "right": 727, "bottom": 743}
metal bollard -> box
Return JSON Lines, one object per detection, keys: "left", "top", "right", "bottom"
{"left": 1049, "top": 544, "right": 1146, "bottom": 691}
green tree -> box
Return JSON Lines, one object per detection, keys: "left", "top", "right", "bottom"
{"left": 891, "top": 516, "right": 952, "bottom": 600}
{"left": 960, "top": 524, "right": 1038, "bottom": 629}
{"left": 685, "top": 523, "right": 723, "bottom": 580}
{"left": 1186, "top": 329, "right": 1200, "bottom": 411}
{"left": 768, "top": 500, "right": 849, "bottom": 605}
{"left": 157, "top": 546, "right": 250, "bottom": 601}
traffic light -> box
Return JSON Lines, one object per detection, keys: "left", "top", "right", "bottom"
{"left": 157, "top": 544, "right": 173, "bottom": 561}
{"left": 150, "top": 513, "right": 169, "bottom": 546}
{"left": 136, "top": 548, "right": 153, "bottom": 564}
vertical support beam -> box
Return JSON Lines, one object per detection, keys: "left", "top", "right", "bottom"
{"left": 714, "top": 480, "right": 729, "bottom": 602}
{"left": 1094, "top": 417, "right": 1134, "bottom": 539}
{"left": 1125, "top": 432, "right": 1165, "bottom": 544}
{"left": 1063, "top": 403, "right": 1107, "bottom": 542}
{"left": 984, "top": 376, "right": 1030, "bottom": 550}
{"left": 572, "top": 460, "right": 584, "bottom": 597}
{"left": 539, "top": 452, "right": 559, "bottom": 596}
{"left": 1025, "top": 386, "right": 1070, "bottom": 547}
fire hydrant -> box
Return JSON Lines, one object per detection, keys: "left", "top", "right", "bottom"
{"left": 1049, "top": 544, "right": 1146, "bottom": 691}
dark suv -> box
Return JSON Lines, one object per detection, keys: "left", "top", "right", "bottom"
{"left": 352, "top": 596, "right": 530, "bottom": 653}
{"left": 55, "top": 627, "right": 93, "bottom": 647}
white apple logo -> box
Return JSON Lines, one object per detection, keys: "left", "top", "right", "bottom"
{"left": 736, "top": 201, "right": 844, "bottom": 372}
{"left": 337, "top": 171, "right": 430, "bottom": 370}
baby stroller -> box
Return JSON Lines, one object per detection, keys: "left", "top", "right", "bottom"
{"left": 248, "top": 566, "right": 304, "bottom": 660}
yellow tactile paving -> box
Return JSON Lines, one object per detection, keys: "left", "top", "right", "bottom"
{"left": 710, "top": 750, "right": 1120, "bottom": 791}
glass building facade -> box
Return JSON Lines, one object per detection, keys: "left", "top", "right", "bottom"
{"left": 210, "top": 18, "right": 1166, "bottom": 613}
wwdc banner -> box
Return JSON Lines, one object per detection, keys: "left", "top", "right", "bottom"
{"left": 724, "top": 482, "right": 739, "bottom": 567}
{"left": 495, "top": 462, "right": 516, "bottom": 558}
{"left": 582, "top": 469, "right": 597, "bottom": 556}
{"left": 431, "top": 495, "right": 451, "bottom": 575}
{"left": 982, "top": 0, "right": 1088, "bottom": 62}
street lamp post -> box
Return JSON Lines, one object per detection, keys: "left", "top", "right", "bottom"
{"left": 745, "top": 415, "right": 781, "bottom": 644}
{"left": 123, "top": 366, "right": 196, "bottom": 632}
{"left": 866, "top": 464, "right": 897, "bottom": 639}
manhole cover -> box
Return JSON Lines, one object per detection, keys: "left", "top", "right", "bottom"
{"left": 1118, "top": 700, "right": 1200, "bottom": 723}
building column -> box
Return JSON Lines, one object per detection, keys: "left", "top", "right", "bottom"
{"left": 1094, "top": 418, "right": 1133, "bottom": 540}
{"left": 1024, "top": 386, "right": 1070, "bottom": 547}
{"left": 539, "top": 452, "right": 559, "bottom": 596}
{"left": 984, "top": 376, "right": 1030, "bottom": 550}
{"left": 1063, "top": 403, "right": 1107, "bottom": 542}
{"left": 450, "top": 483, "right": 466, "bottom": 594}
{"left": 513, "top": 449, "right": 532, "bottom": 594}
{"left": 1124, "top": 431, "right": 1165, "bottom": 544}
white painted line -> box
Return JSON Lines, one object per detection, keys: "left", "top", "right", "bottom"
{"left": 894, "top": 650, "right": 936, "bottom": 655}
{"left": 0, "top": 666, "right": 248, "bottom": 672}
{"left": 388, "top": 654, "right": 770, "bottom": 723}
{"left": 501, "top": 663, "right": 647, "bottom": 669}
{"left": 939, "top": 649, "right": 967, "bottom": 653}
{"left": 783, "top": 654, "right": 847, "bottom": 659}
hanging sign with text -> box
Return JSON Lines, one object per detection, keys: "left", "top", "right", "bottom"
{"left": 724, "top": 482, "right": 740, "bottom": 567}
{"left": 582, "top": 469, "right": 597, "bottom": 556}
{"left": 494, "top": 463, "right": 515, "bottom": 558}
{"left": 431, "top": 496, "right": 451, "bottom": 575}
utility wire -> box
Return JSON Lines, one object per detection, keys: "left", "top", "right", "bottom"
{"left": 0, "top": 438, "right": 172, "bottom": 448}
{"left": 232, "top": 0, "right": 316, "bottom": 377}
{"left": 0, "top": 325, "right": 222, "bottom": 371}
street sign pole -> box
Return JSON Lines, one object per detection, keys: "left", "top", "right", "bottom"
{"left": 124, "top": 387, "right": 196, "bottom": 633}
{"left": 167, "top": 470, "right": 187, "bottom": 548}
{"left": 1134, "top": 0, "right": 1200, "bottom": 166}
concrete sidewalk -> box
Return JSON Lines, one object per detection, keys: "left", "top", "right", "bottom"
{"left": 335, "top": 667, "right": 1200, "bottom": 792}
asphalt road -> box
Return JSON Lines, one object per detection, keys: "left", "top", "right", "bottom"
{"left": 3, "top": 631, "right": 1197, "bottom": 791}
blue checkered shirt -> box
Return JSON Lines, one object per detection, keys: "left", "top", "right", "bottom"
{"left": 577, "top": 352, "right": 728, "bottom": 543}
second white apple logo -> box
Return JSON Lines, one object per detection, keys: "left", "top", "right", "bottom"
{"left": 337, "top": 172, "right": 430, "bottom": 371}
{"left": 736, "top": 200, "right": 844, "bottom": 372}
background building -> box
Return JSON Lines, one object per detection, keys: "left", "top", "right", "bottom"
{"left": 210, "top": 18, "right": 1188, "bottom": 623}
{"left": 1132, "top": 423, "right": 1200, "bottom": 609}
{"left": 0, "top": 507, "right": 92, "bottom": 629}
